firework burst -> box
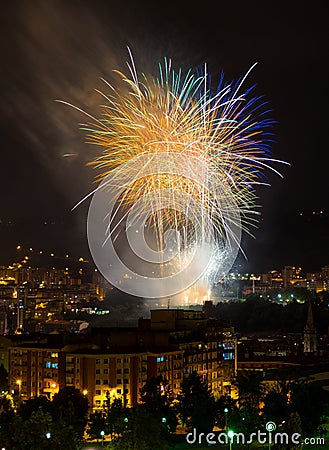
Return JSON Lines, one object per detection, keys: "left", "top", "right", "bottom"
{"left": 85, "top": 56, "right": 283, "bottom": 241}
{"left": 59, "top": 52, "right": 288, "bottom": 298}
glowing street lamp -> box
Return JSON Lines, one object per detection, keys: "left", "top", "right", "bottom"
{"left": 227, "top": 429, "right": 234, "bottom": 450}
{"left": 100, "top": 430, "right": 105, "bottom": 446}
{"left": 16, "top": 379, "right": 21, "bottom": 395}
{"left": 266, "top": 421, "right": 276, "bottom": 450}
{"left": 224, "top": 407, "right": 228, "bottom": 430}
{"left": 46, "top": 432, "right": 51, "bottom": 439}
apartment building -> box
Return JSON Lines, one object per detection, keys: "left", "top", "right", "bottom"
{"left": 7, "top": 309, "right": 237, "bottom": 408}
{"left": 8, "top": 344, "right": 60, "bottom": 398}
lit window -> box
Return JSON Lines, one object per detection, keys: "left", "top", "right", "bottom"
{"left": 223, "top": 342, "right": 234, "bottom": 350}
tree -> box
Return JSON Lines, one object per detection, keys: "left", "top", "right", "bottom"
{"left": 215, "top": 395, "right": 238, "bottom": 429}
{"left": 177, "top": 371, "right": 216, "bottom": 433}
{"left": 263, "top": 391, "right": 290, "bottom": 424}
{"left": 49, "top": 416, "right": 77, "bottom": 450}
{"left": 18, "top": 395, "right": 53, "bottom": 421}
{"left": 234, "top": 370, "right": 263, "bottom": 410}
{"left": 285, "top": 412, "right": 302, "bottom": 450}
{"left": 0, "top": 393, "right": 15, "bottom": 445}
{"left": 0, "top": 364, "right": 8, "bottom": 391}
{"left": 87, "top": 410, "right": 106, "bottom": 440}
{"left": 0, "top": 392, "right": 85, "bottom": 449}
{"left": 52, "top": 386, "right": 89, "bottom": 440}
{"left": 0, "top": 392, "right": 14, "bottom": 415}
{"left": 290, "top": 382, "right": 329, "bottom": 435}
{"left": 10, "top": 407, "right": 53, "bottom": 450}
{"left": 273, "top": 411, "right": 303, "bottom": 450}
{"left": 104, "top": 396, "right": 128, "bottom": 437}
{"left": 107, "top": 406, "right": 168, "bottom": 450}
{"left": 140, "top": 375, "right": 168, "bottom": 408}
{"left": 230, "top": 404, "right": 262, "bottom": 437}
{"left": 140, "top": 375, "right": 177, "bottom": 432}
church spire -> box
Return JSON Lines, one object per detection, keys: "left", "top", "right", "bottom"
{"left": 303, "top": 300, "right": 317, "bottom": 353}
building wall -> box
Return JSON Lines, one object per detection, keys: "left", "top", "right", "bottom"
{"left": 63, "top": 352, "right": 149, "bottom": 408}
{"left": 8, "top": 346, "right": 60, "bottom": 399}
{"left": 7, "top": 319, "right": 237, "bottom": 409}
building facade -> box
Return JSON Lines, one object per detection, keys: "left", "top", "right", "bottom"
{"left": 7, "top": 309, "right": 237, "bottom": 409}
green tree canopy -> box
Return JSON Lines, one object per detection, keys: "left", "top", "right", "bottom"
{"left": 290, "top": 382, "right": 329, "bottom": 435}
{"left": 140, "top": 375, "right": 177, "bottom": 432}
{"left": 235, "top": 370, "right": 263, "bottom": 410}
{"left": 107, "top": 406, "right": 168, "bottom": 450}
{"left": 177, "top": 371, "right": 216, "bottom": 433}
{"left": 87, "top": 410, "right": 106, "bottom": 440}
{"left": 52, "top": 386, "right": 89, "bottom": 440}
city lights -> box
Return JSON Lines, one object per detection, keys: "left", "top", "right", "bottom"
{"left": 0, "top": 2, "right": 328, "bottom": 449}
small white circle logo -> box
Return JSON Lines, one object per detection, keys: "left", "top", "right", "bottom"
{"left": 266, "top": 422, "right": 276, "bottom": 432}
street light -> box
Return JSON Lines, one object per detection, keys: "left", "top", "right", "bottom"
{"left": 227, "top": 429, "right": 234, "bottom": 450}
{"left": 100, "top": 430, "right": 105, "bottom": 447}
{"left": 46, "top": 432, "right": 51, "bottom": 439}
{"left": 162, "top": 417, "right": 167, "bottom": 423}
{"left": 224, "top": 408, "right": 228, "bottom": 430}
{"left": 266, "top": 421, "right": 276, "bottom": 450}
{"left": 16, "top": 379, "right": 21, "bottom": 396}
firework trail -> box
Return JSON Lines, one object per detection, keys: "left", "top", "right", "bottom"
{"left": 59, "top": 51, "right": 288, "bottom": 298}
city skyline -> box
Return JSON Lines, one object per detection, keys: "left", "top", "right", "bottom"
{"left": 0, "top": 211, "right": 328, "bottom": 274}
{"left": 0, "top": 4, "right": 328, "bottom": 446}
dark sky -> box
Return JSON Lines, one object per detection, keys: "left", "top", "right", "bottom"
{"left": 0, "top": 0, "right": 328, "bottom": 273}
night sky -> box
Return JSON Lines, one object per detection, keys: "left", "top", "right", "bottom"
{"left": 0, "top": 0, "right": 328, "bottom": 274}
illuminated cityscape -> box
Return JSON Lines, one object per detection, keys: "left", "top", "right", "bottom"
{"left": 1, "top": 1, "right": 329, "bottom": 449}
